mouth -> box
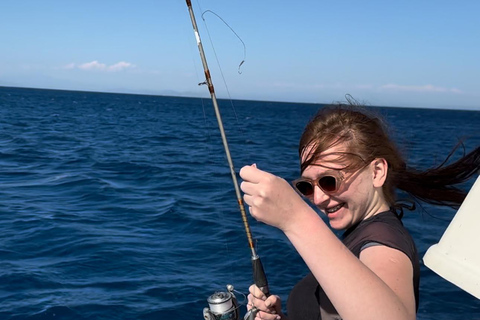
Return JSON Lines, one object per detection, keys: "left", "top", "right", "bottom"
{"left": 325, "top": 203, "right": 345, "bottom": 214}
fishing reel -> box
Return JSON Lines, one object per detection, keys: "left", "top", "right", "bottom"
{"left": 203, "top": 284, "right": 260, "bottom": 320}
{"left": 203, "top": 256, "right": 269, "bottom": 320}
{"left": 203, "top": 284, "right": 242, "bottom": 320}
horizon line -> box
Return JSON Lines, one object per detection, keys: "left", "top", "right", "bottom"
{"left": 1, "top": 85, "right": 478, "bottom": 112}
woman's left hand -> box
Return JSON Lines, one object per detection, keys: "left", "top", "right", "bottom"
{"left": 239, "top": 164, "right": 312, "bottom": 232}
{"left": 247, "top": 284, "right": 285, "bottom": 320}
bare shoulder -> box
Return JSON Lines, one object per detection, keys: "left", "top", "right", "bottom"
{"left": 360, "top": 245, "right": 416, "bottom": 318}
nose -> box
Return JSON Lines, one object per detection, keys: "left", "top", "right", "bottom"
{"left": 312, "top": 185, "right": 330, "bottom": 206}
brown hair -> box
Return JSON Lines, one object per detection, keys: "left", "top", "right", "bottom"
{"left": 299, "top": 104, "right": 480, "bottom": 208}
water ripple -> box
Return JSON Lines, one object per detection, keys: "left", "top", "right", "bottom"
{"left": 0, "top": 87, "right": 479, "bottom": 319}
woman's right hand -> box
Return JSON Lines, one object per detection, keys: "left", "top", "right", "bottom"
{"left": 247, "top": 284, "right": 287, "bottom": 320}
{"left": 240, "top": 164, "right": 312, "bottom": 233}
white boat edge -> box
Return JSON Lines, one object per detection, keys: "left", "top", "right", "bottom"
{"left": 423, "top": 175, "right": 480, "bottom": 300}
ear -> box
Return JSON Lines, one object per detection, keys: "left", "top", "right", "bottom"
{"left": 371, "top": 158, "right": 388, "bottom": 188}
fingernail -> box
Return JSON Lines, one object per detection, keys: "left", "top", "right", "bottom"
{"left": 252, "top": 163, "right": 257, "bottom": 168}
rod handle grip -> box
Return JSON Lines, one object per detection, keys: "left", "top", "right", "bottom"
{"left": 252, "top": 255, "right": 270, "bottom": 297}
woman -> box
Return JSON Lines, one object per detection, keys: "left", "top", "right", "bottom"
{"left": 239, "top": 105, "right": 480, "bottom": 320}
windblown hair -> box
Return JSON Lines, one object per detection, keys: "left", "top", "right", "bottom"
{"left": 299, "top": 104, "right": 480, "bottom": 208}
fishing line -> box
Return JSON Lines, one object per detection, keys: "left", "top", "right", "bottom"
{"left": 183, "top": 4, "right": 220, "bottom": 161}
{"left": 188, "top": 0, "right": 246, "bottom": 258}
{"left": 189, "top": 0, "right": 254, "bottom": 252}
{"left": 197, "top": 6, "right": 247, "bottom": 124}
{"left": 193, "top": 1, "right": 250, "bottom": 208}
{"left": 186, "top": 3, "right": 270, "bottom": 319}
{"left": 186, "top": 0, "right": 269, "bottom": 299}
{"left": 201, "top": 10, "right": 247, "bottom": 75}
{"left": 183, "top": 5, "right": 236, "bottom": 260}
{"left": 192, "top": 1, "right": 246, "bottom": 141}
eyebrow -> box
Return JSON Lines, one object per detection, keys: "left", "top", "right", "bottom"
{"left": 308, "top": 163, "right": 347, "bottom": 171}
{"left": 301, "top": 168, "right": 343, "bottom": 180}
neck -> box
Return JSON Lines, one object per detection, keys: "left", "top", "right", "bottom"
{"left": 364, "top": 190, "right": 390, "bottom": 221}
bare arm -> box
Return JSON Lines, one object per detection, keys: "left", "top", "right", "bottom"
{"left": 283, "top": 202, "right": 415, "bottom": 320}
{"left": 240, "top": 165, "right": 416, "bottom": 320}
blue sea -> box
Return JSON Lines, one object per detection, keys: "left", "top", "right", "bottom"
{"left": 1, "top": 86, "right": 479, "bottom": 319}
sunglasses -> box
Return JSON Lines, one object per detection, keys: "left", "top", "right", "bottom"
{"left": 292, "top": 171, "right": 345, "bottom": 197}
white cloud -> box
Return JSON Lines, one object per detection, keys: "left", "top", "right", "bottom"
{"left": 64, "top": 60, "right": 135, "bottom": 72}
{"left": 108, "top": 61, "right": 134, "bottom": 72}
{"left": 380, "top": 83, "right": 463, "bottom": 94}
{"left": 78, "top": 60, "right": 107, "bottom": 70}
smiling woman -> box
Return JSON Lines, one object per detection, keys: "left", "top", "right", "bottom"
{"left": 239, "top": 103, "right": 480, "bottom": 320}
{"left": 292, "top": 153, "right": 369, "bottom": 197}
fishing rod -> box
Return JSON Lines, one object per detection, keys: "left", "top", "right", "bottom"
{"left": 185, "top": 1, "right": 269, "bottom": 319}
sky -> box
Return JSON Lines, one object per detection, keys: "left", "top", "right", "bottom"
{"left": 1, "top": 0, "right": 479, "bottom": 110}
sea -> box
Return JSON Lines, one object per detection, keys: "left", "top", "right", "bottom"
{"left": 0, "top": 86, "right": 479, "bottom": 320}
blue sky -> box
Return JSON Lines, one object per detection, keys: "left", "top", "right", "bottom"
{"left": 1, "top": 1, "right": 479, "bottom": 110}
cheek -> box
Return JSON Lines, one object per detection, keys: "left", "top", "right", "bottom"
{"left": 340, "top": 176, "right": 372, "bottom": 203}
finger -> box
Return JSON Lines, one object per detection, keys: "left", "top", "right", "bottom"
{"left": 247, "top": 296, "right": 264, "bottom": 313}
{"left": 257, "top": 310, "right": 281, "bottom": 320}
{"left": 239, "top": 165, "right": 255, "bottom": 180}
{"left": 249, "top": 284, "right": 266, "bottom": 301}
{"left": 247, "top": 294, "right": 253, "bottom": 311}
{"left": 239, "top": 164, "right": 263, "bottom": 183}
{"left": 240, "top": 181, "right": 257, "bottom": 196}
{"left": 252, "top": 284, "right": 267, "bottom": 301}
{"left": 265, "top": 295, "right": 281, "bottom": 311}
{"left": 249, "top": 284, "right": 256, "bottom": 294}
{"left": 243, "top": 194, "right": 253, "bottom": 207}
{"left": 265, "top": 294, "right": 278, "bottom": 306}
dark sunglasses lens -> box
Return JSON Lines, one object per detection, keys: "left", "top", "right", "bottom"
{"left": 296, "top": 181, "right": 314, "bottom": 196}
{"left": 319, "top": 176, "right": 337, "bottom": 192}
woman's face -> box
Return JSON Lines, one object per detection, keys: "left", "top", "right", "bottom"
{"left": 300, "top": 146, "right": 388, "bottom": 230}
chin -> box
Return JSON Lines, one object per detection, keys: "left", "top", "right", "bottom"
{"left": 328, "top": 219, "right": 346, "bottom": 230}
{"left": 329, "top": 215, "right": 356, "bottom": 230}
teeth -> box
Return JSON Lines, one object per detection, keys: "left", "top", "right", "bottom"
{"left": 326, "top": 204, "right": 344, "bottom": 214}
